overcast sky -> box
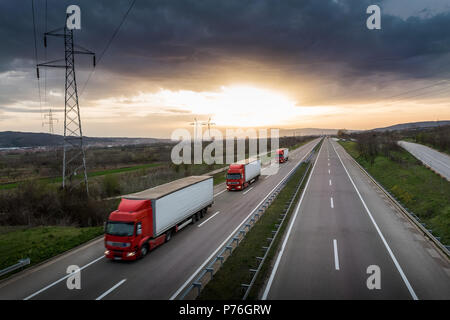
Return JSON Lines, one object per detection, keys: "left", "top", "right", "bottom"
{"left": 1, "top": 0, "right": 450, "bottom": 138}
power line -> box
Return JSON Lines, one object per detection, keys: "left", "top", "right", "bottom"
{"left": 79, "top": 0, "right": 137, "bottom": 98}
{"left": 31, "top": 0, "right": 43, "bottom": 126}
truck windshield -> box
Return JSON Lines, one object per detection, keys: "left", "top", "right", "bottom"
{"left": 106, "top": 221, "right": 135, "bottom": 237}
{"left": 227, "top": 173, "right": 241, "bottom": 180}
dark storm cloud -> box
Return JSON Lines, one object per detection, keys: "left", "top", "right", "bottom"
{"left": 1, "top": 0, "right": 450, "bottom": 104}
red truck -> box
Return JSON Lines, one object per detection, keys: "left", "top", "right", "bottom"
{"left": 276, "top": 148, "right": 289, "bottom": 163}
{"left": 104, "top": 176, "right": 213, "bottom": 260}
{"left": 226, "top": 158, "right": 261, "bottom": 191}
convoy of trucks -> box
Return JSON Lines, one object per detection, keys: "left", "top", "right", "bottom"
{"left": 105, "top": 150, "right": 289, "bottom": 260}
{"left": 104, "top": 176, "right": 213, "bottom": 260}
{"left": 226, "top": 158, "right": 261, "bottom": 191}
{"left": 276, "top": 148, "right": 289, "bottom": 163}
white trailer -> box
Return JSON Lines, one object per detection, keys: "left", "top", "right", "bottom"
{"left": 126, "top": 176, "right": 214, "bottom": 236}
{"left": 241, "top": 158, "right": 261, "bottom": 182}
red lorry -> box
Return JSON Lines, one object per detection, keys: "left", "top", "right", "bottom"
{"left": 104, "top": 176, "right": 213, "bottom": 260}
{"left": 226, "top": 158, "right": 261, "bottom": 191}
{"left": 276, "top": 148, "right": 289, "bottom": 163}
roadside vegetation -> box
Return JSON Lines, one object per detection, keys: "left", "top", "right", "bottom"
{"left": 339, "top": 137, "right": 450, "bottom": 245}
{"left": 0, "top": 226, "right": 103, "bottom": 274}
{"left": 402, "top": 125, "right": 450, "bottom": 155}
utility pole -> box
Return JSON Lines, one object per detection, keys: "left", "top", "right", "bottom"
{"left": 37, "top": 22, "right": 95, "bottom": 194}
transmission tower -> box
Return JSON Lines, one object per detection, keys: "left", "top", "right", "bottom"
{"left": 37, "top": 23, "right": 95, "bottom": 194}
{"left": 43, "top": 108, "right": 58, "bottom": 134}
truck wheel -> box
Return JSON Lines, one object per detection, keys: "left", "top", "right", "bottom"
{"left": 200, "top": 208, "right": 206, "bottom": 218}
{"left": 140, "top": 244, "right": 149, "bottom": 258}
{"left": 165, "top": 230, "right": 172, "bottom": 242}
{"left": 191, "top": 213, "right": 198, "bottom": 224}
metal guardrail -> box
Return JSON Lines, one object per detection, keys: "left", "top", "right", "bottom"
{"left": 341, "top": 145, "right": 450, "bottom": 259}
{"left": 241, "top": 155, "right": 313, "bottom": 300}
{"left": 177, "top": 147, "right": 317, "bottom": 300}
{"left": 0, "top": 258, "right": 30, "bottom": 277}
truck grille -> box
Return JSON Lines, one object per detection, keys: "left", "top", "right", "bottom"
{"left": 106, "top": 241, "right": 130, "bottom": 248}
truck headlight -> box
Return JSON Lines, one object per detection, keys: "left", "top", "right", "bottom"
{"left": 126, "top": 252, "right": 136, "bottom": 257}
{"left": 104, "top": 250, "right": 110, "bottom": 255}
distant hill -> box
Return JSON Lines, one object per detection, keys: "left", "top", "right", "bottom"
{"left": 371, "top": 121, "right": 450, "bottom": 132}
{"left": 279, "top": 128, "right": 360, "bottom": 137}
{"left": 0, "top": 131, "right": 167, "bottom": 148}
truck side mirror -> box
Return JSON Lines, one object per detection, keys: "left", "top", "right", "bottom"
{"left": 136, "top": 223, "right": 142, "bottom": 235}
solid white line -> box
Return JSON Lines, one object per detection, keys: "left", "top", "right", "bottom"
{"left": 330, "top": 197, "right": 334, "bottom": 208}
{"left": 24, "top": 255, "right": 105, "bottom": 300}
{"left": 170, "top": 139, "right": 320, "bottom": 300}
{"left": 214, "top": 189, "right": 227, "bottom": 197}
{"left": 95, "top": 279, "right": 126, "bottom": 300}
{"left": 333, "top": 239, "right": 340, "bottom": 270}
{"left": 243, "top": 187, "right": 254, "bottom": 195}
{"left": 331, "top": 141, "right": 419, "bottom": 300}
{"left": 262, "top": 140, "right": 322, "bottom": 300}
{"left": 329, "top": 179, "right": 332, "bottom": 186}
{"left": 198, "top": 211, "right": 220, "bottom": 227}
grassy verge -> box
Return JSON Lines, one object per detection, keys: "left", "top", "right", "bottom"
{"left": 197, "top": 160, "right": 312, "bottom": 300}
{"left": 339, "top": 141, "right": 450, "bottom": 244}
{"left": 0, "top": 226, "right": 103, "bottom": 276}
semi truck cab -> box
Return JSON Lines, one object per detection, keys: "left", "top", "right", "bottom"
{"left": 226, "top": 164, "right": 245, "bottom": 190}
{"left": 104, "top": 199, "right": 165, "bottom": 261}
{"left": 276, "top": 148, "right": 289, "bottom": 163}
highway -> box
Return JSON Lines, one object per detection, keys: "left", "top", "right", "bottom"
{"left": 398, "top": 141, "right": 450, "bottom": 181}
{"left": 263, "top": 138, "right": 450, "bottom": 300}
{"left": 0, "top": 139, "right": 320, "bottom": 300}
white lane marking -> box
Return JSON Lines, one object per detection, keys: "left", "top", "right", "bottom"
{"left": 328, "top": 169, "right": 331, "bottom": 175}
{"left": 329, "top": 179, "right": 332, "bottom": 186}
{"left": 171, "top": 139, "right": 320, "bottom": 300}
{"left": 24, "top": 255, "right": 105, "bottom": 300}
{"left": 198, "top": 211, "right": 220, "bottom": 228}
{"left": 264, "top": 175, "right": 271, "bottom": 179}
{"left": 328, "top": 163, "right": 330, "bottom": 166}
{"left": 333, "top": 239, "right": 340, "bottom": 270}
{"left": 330, "top": 197, "right": 334, "bottom": 208}
{"left": 262, "top": 139, "right": 322, "bottom": 300}
{"left": 243, "top": 187, "right": 254, "bottom": 195}
{"left": 331, "top": 141, "right": 418, "bottom": 300}
{"left": 95, "top": 279, "right": 126, "bottom": 300}
{"left": 214, "top": 189, "right": 227, "bottom": 197}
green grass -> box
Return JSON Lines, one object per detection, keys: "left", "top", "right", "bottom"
{"left": 339, "top": 141, "right": 450, "bottom": 244}
{"left": 197, "top": 161, "right": 311, "bottom": 300}
{"left": 213, "top": 171, "right": 227, "bottom": 185}
{"left": 0, "top": 226, "right": 103, "bottom": 275}
{"left": 0, "top": 163, "right": 162, "bottom": 190}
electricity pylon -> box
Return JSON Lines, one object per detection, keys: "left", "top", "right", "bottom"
{"left": 37, "top": 23, "right": 95, "bottom": 194}
{"left": 201, "top": 117, "right": 216, "bottom": 140}
{"left": 43, "top": 108, "right": 58, "bottom": 134}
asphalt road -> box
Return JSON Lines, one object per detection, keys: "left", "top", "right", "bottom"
{"left": 0, "top": 139, "right": 320, "bottom": 300}
{"left": 263, "top": 138, "right": 450, "bottom": 300}
{"left": 398, "top": 141, "right": 450, "bottom": 181}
